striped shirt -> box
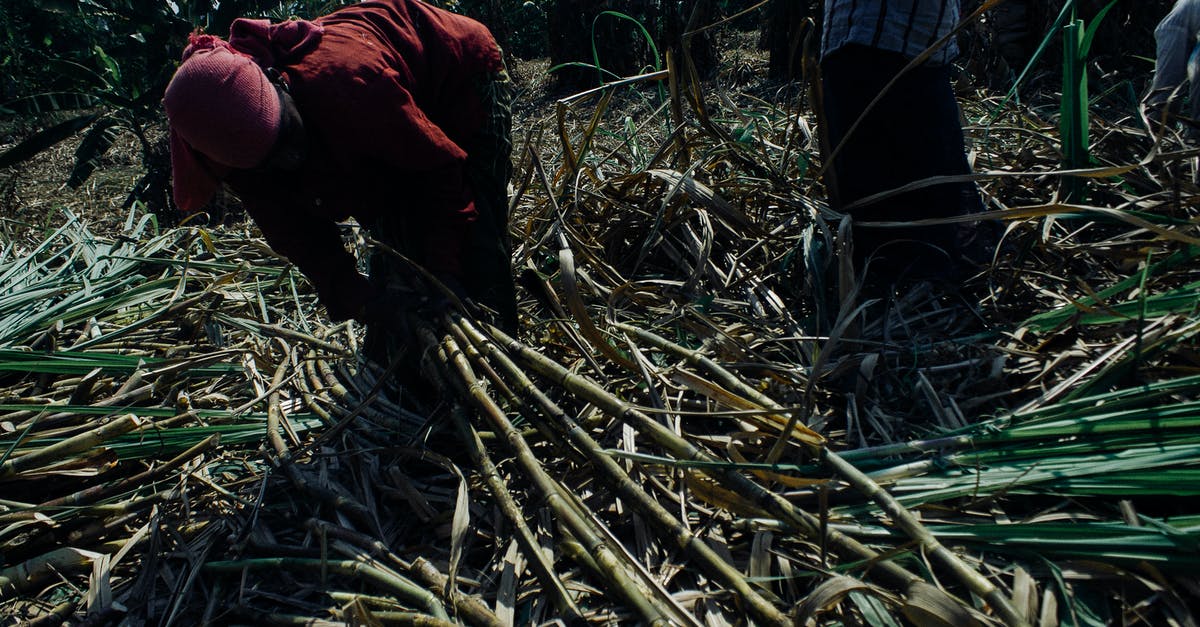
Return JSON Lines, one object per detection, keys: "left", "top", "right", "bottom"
{"left": 821, "top": 0, "right": 961, "bottom": 65}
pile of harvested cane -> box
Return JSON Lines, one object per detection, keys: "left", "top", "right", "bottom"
{"left": 3, "top": 56, "right": 1200, "bottom": 626}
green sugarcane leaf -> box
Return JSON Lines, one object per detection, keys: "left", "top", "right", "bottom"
{"left": 68, "top": 117, "right": 124, "bottom": 188}
{"left": 0, "top": 114, "right": 98, "bottom": 169}
{"left": 1080, "top": 0, "right": 1120, "bottom": 57}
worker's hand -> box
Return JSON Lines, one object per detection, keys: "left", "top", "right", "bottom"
{"left": 354, "top": 275, "right": 467, "bottom": 329}
{"left": 357, "top": 289, "right": 411, "bottom": 328}
{"left": 430, "top": 274, "right": 468, "bottom": 311}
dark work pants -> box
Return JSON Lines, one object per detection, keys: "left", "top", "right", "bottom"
{"left": 461, "top": 67, "right": 518, "bottom": 334}
{"left": 363, "top": 67, "right": 517, "bottom": 368}
{"left": 821, "top": 44, "right": 982, "bottom": 275}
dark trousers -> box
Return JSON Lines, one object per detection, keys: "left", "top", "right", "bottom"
{"left": 363, "top": 68, "right": 517, "bottom": 367}
{"left": 821, "top": 44, "right": 982, "bottom": 275}
{"left": 461, "top": 68, "right": 518, "bottom": 334}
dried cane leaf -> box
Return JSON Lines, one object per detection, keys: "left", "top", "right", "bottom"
{"left": 793, "top": 574, "right": 875, "bottom": 626}
{"left": 901, "top": 582, "right": 984, "bottom": 627}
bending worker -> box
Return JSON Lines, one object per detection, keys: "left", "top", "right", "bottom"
{"left": 820, "top": 0, "right": 984, "bottom": 282}
{"left": 164, "top": 0, "right": 517, "bottom": 362}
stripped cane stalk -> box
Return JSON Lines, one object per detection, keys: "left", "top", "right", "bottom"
{"left": 614, "top": 321, "right": 825, "bottom": 451}
{"left": 21, "top": 600, "right": 78, "bottom": 626}
{"left": 12, "top": 384, "right": 153, "bottom": 433}
{"left": 312, "top": 355, "right": 351, "bottom": 399}
{"left": 446, "top": 332, "right": 584, "bottom": 461}
{"left": 3, "top": 512, "right": 138, "bottom": 567}
{"left": 212, "top": 314, "right": 351, "bottom": 357}
{"left": 265, "top": 352, "right": 378, "bottom": 534}
{"left": 616, "top": 323, "right": 1029, "bottom": 627}
{"left": 203, "top": 558, "right": 449, "bottom": 620}
{"left": 0, "top": 413, "right": 143, "bottom": 480}
{"left": 450, "top": 316, "right": 791, "bottom": 626}
{"left": 449, "top": 405, "right": 586, "bottom": 623}
{"left": 0, "top": 540, "right": 127, "bottom": 600}
{"left": 305, "top": 520, "right": 503, "bottom": 627}
{"left": 356, "top": 612, "right": 460, "bottom": 626}
{"left": 424, "top": 327, "right": 680, "bottom": 627}
{"left": 480, "top": 322, "right": 982, "bottom": 621}
{"left": 38, "top": 434, "right": 220, "bottom": 508}
{"left": 296, "top": 358, "right": 338, "bottom": 425}
{"left": 821, "top": 452, "right": 1025, "bottom": 626}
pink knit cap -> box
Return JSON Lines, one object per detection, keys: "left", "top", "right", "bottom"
{"left": 165, "top": 34, "right": 281, "bottom": 212}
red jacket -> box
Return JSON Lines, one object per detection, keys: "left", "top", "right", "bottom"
{"left": 224, "top": 0, "right": 502, "bottom": 321}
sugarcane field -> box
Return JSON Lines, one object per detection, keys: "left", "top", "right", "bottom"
{"left": 2, "top": 1, "right": 1199, "bottom": 625}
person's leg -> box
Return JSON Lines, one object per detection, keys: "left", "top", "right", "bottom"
{"left": 1148, "top": 2, "right": 1194, "bottom": 120}
{"left": 820, "top": 44, "right": 980, "bottom": 278}
{"left": 1187, "top": 41, "right": 1200, "bottom": 128}
{"left": 362, "top": 211, "right": 418, "bottom": 366}
{"left": 363, "top": 63, "right": 516, "bottom": 367}
{"left": 462, "top": 65, "right": 518, "bottom": 333}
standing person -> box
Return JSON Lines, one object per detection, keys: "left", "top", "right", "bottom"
{"left": 819, "top": 0, "right": 984, "bottom": 282}
{"left": 1146, "top": 0, "right": 1200, "bottom": 128}
{"left": 163, "top": 0, "right": 517, "bottom": 365}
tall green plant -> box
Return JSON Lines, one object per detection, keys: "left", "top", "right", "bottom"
{"left": 1060, "top": 18, "right": 1088, "bottom": 201}
{"left": 1059, "top": 0, "right": 1118, "bottom": 202}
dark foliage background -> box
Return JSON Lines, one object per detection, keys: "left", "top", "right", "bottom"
{"left": 0, "top": 0, "right": 1177, "bottom": 223}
